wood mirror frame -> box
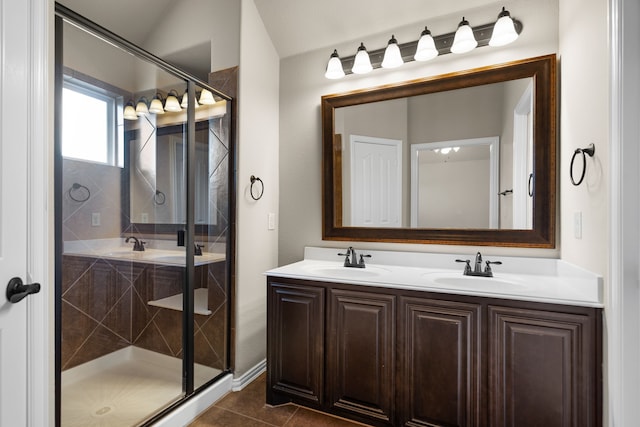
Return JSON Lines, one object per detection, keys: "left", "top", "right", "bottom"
{"left": 321, "top": 54, "right": 556, "bottom": 248}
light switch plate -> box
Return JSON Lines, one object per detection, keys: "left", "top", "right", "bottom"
{"left": 91, "top": 212, "right": 101, "bottom": 227}
{"left": 574, "top": 211, "right": 582, "bottom": 239}
{"left": 268, "top": 213, "right": 276, "bottom": 230}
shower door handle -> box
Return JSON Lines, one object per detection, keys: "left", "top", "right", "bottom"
{"left": 6, "top": 277, "right": 40, "bottom": 303}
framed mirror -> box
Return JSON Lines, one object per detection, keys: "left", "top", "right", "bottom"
{"left": 321, "top": 54, "right": 556, "bottom": 247}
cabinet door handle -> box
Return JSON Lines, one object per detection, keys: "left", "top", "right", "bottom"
{"left": 6, "top": 277, "right": 41, "bottom": 303}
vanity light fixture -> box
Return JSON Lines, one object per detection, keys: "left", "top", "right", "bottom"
{"left": 164, "top": 89, "right": 182, "bottom": 112}
{"left": 351, "top": 42, "right": 373, "bottom": 74}
{"left": 325, "top": 49, "right": 346, "bottom": 79}
{"left": 414, "top": 27, "right": 438, "bottom": 62}
{"left": 149, "top": 93, "right": 165, "bottom": 114}
{"left": 181, "top": 90, "right": 199, "bottom": 109}
{"left": 199, "top": 88, "right": 216, "bottom": 105}
{"left": 451, "top": 17, "right": 478, "bottom": 54}
{"left": 123, "top": 101, "right": 137, "bottom": 120}
{"left": 489, "top": 7, "right": 519, "bottom": 46}
{"left": 324, "top": 6, "right": 522, "bottom": 79}
{"left": 135, "top": 97, "right": 149, "bottom": 116}
{"left": 381, "top": 35, "right": 403, "bottom": 68}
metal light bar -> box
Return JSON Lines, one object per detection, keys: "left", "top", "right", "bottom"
{"left": 339, "top": 20, "right": 523, "bottom": 75}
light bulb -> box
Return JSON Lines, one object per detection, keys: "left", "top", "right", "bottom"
{"left": 135, "top": 97, "right": 149, "bottom": 116}
{"left": 123, "top": 101, "right": 137, "bottom": 120}
{"left": 352, "top": 42, "right": 373, "bottom": 74}
{"left": 414, "top": 27, "right": 438, "bottom": 62}
{"left": 325, "top": 50, "right": 345, "bottom": 79}
{"left": 489, "top": 7, "right": 519, "bottom": 47}
{"left": 199, "top": 89, "right": 215, "bottom": 105}
{"left": 164, "top": 90, "right": 181, "bottom": 112}
{"left": 149, "top": 94, "right": 165, "bottom": 114}
{"left": 451, "top": 17, "right": 478, "bottom": 54}
{"left": 381, "top": 35, "right": 403, "bottom": 69}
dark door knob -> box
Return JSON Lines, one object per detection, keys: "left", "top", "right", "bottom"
{"left": 6, "top": 277, "right": 40, "bottom": 303}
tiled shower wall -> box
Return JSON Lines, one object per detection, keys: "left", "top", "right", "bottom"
{"left": 61, "top": 255, "right": 227, "bottom": 371}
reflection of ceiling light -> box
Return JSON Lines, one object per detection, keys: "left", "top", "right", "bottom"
{"left": 453, "top": 146, "right": 460, "bottom": 152}
{"left": 441, "top": 147, "right": 452, "bottom": 154}
{"left": 123, "top": 101, "right": 137, "bottom": 120}
{"left": 433, "top": 148, "right": 440, "bottom": 153}
{"left": 135, "top": 97, "right": 149, "bottom": 116}
{"left": 199, "top": 88, "right": 216, "bottom": 105}
{"left": 181, "top": 91, "right": 199, "bottom": 109}
{"left": 164, "top": 89, "right": 182, "bottom": 112}
{"left": 149, "top": 93, "right": 165, "bottom": 114}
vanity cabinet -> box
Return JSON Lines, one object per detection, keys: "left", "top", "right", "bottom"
{"left": 266, "top": 276, "right": 602, "bottom": 427}
{"left": 267, "top": 282, "right": 324, "bottom": 407}
{"left": 327, "top": 289, "right": 395, "bottom": 424}
{"left": 397, "top": 296, "right": 482, "bottom": 427}
{"left": 488, "top": 306, "right": 600, "bottom": 427}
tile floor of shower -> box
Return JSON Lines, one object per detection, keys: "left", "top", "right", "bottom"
{"left": 61, "top": 346, "right": 220, "bottom": 426}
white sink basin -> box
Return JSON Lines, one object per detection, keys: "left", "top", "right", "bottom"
{"left": 423, "top": 272, "right": 528, "bottom": 292}
{"left": 303, "top": 265, "right": 390, "bottom": 279}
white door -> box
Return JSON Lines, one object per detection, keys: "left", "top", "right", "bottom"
{"left": 0, "top": 0, "right": 45, "bottom": 425}
{"left": 350, "top": 135, "right": 402, "bottom": 227}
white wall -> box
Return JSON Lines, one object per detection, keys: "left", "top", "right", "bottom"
{"left": 141, "top": 0, "right": 240, "bottom": 72}
{"left": 279, "top": 0, "right": 559, "bottom": 265}
{"left": 234, "top": 0, "right": 279, "bottom": 376}
{"left": 558, "top": 0, "right": 609, "bottom": 277}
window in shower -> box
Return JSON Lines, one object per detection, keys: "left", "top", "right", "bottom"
{"left": 62, "top": 79, "right": 123, "bottom": 167}
{"left": 55, "top": 6, "right": 233, "bottom": 427}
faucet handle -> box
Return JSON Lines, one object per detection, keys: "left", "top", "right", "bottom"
{"left": 484, "top": 260, "right": 502, "bottom": 275}
{"left": 456, "top": 259, "right": 472, "bottom": 275}
{"left": 358, "top": 254, "right": 371, "bottom": 267}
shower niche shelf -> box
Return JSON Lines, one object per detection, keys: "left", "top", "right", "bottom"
{"left": 148, "top": 288, "right": 212, "bottom": 315}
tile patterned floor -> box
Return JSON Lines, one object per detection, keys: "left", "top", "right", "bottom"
{"left": 190, "top": 373, "right": 371, "bottom": 426}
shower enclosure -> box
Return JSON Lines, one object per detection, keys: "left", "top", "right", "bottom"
{"left": 55, "top": 4, "right": 234, "bottom": 426}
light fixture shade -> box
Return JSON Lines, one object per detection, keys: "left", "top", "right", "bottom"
{"left": 325, "top": 50, "right": 345, "bottom": 79}
{"left": 451, "top": 17, "right": 478, "bottom": 54}
{"left": 351, "top": 42, "right": 373, "bottom": 74}
{"left": 135, "top": 97, "right": 149, "bottom": 116}
{"left": 164, "top": 90, "right": 181, "bottom": 112}
{"left": 489, "top": 7, "right": 519, "bottom": 47}
{"left": 149, "top": 94, "right": 165, "bottom": 114}
{"left": 414, "top": 27, "right": 439, "bottom": 61}
{"left": 199, "top": 89, "right": 216, "bottom": 105}
{"left": 123, "top": 101, "right": 137, "bottom": 120}
{"left": 181, "top": 91, "right": 199, "bottom": 109}
{"left": 381, "top": 35, "right": 403, "bottom": 69}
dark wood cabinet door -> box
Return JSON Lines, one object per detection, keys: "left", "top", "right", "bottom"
{"left": 398, "top": 296, "right": 482, "bottom": 427}
{"left": 327, "top": 289, "right": 395, "bottom": 426}
{"left": 488, "top": 305, "right": 599, "bottom": 427}
{"left": 267, "top": 281, "right": 324, "bottom": 407}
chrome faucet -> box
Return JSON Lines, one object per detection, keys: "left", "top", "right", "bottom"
{"left": 125, "top": 236, "right": 146, "bottom": 251}
{"left": 194, "top": 244, "right": 203, "bottom": 256}
{"left": 338, "top": 247, "right": 371, "bottom": 268}
{"left": 456, "top": 252, "right": 502, "bottom": 277}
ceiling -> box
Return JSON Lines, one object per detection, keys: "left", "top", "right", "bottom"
{"left": 57, "top": 0, "right": 499, "bottom": 61}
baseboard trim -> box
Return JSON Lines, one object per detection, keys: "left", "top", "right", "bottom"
{"left": 231, "top": 359, "right": 266, "bottom": 391}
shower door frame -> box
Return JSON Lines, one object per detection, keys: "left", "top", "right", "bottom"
{"left": 54, "top": 3, "right": 236, "bottom": 426}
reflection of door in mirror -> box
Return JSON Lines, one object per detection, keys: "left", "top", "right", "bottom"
{"left": 512, "top": 81, "right": 534, "bottom": 229}
{"left": 347, "top": 135, "right": 402, "bottom": 227}
{"left": 170, "top": 138, "right": 210, "bottom": 224}
{"left": 411, "top": 137, "right": 499, "bottom": 228}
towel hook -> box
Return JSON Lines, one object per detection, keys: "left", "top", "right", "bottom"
{"left": 250, "top": 175, "right": 264, "bottom": 200}
{"left": 570, "top": 143, "right": 595, "bottom": 186}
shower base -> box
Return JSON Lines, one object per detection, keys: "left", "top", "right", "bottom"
{"left": 61, "top": 346, "right": 221, "bottom": 427}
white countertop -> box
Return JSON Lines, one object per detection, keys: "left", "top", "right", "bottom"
{"left": 64, "top": 239, "right": 225, "bottom": 266}
{"left": 265, "top": 247, "right": 603, "bottom": 308}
